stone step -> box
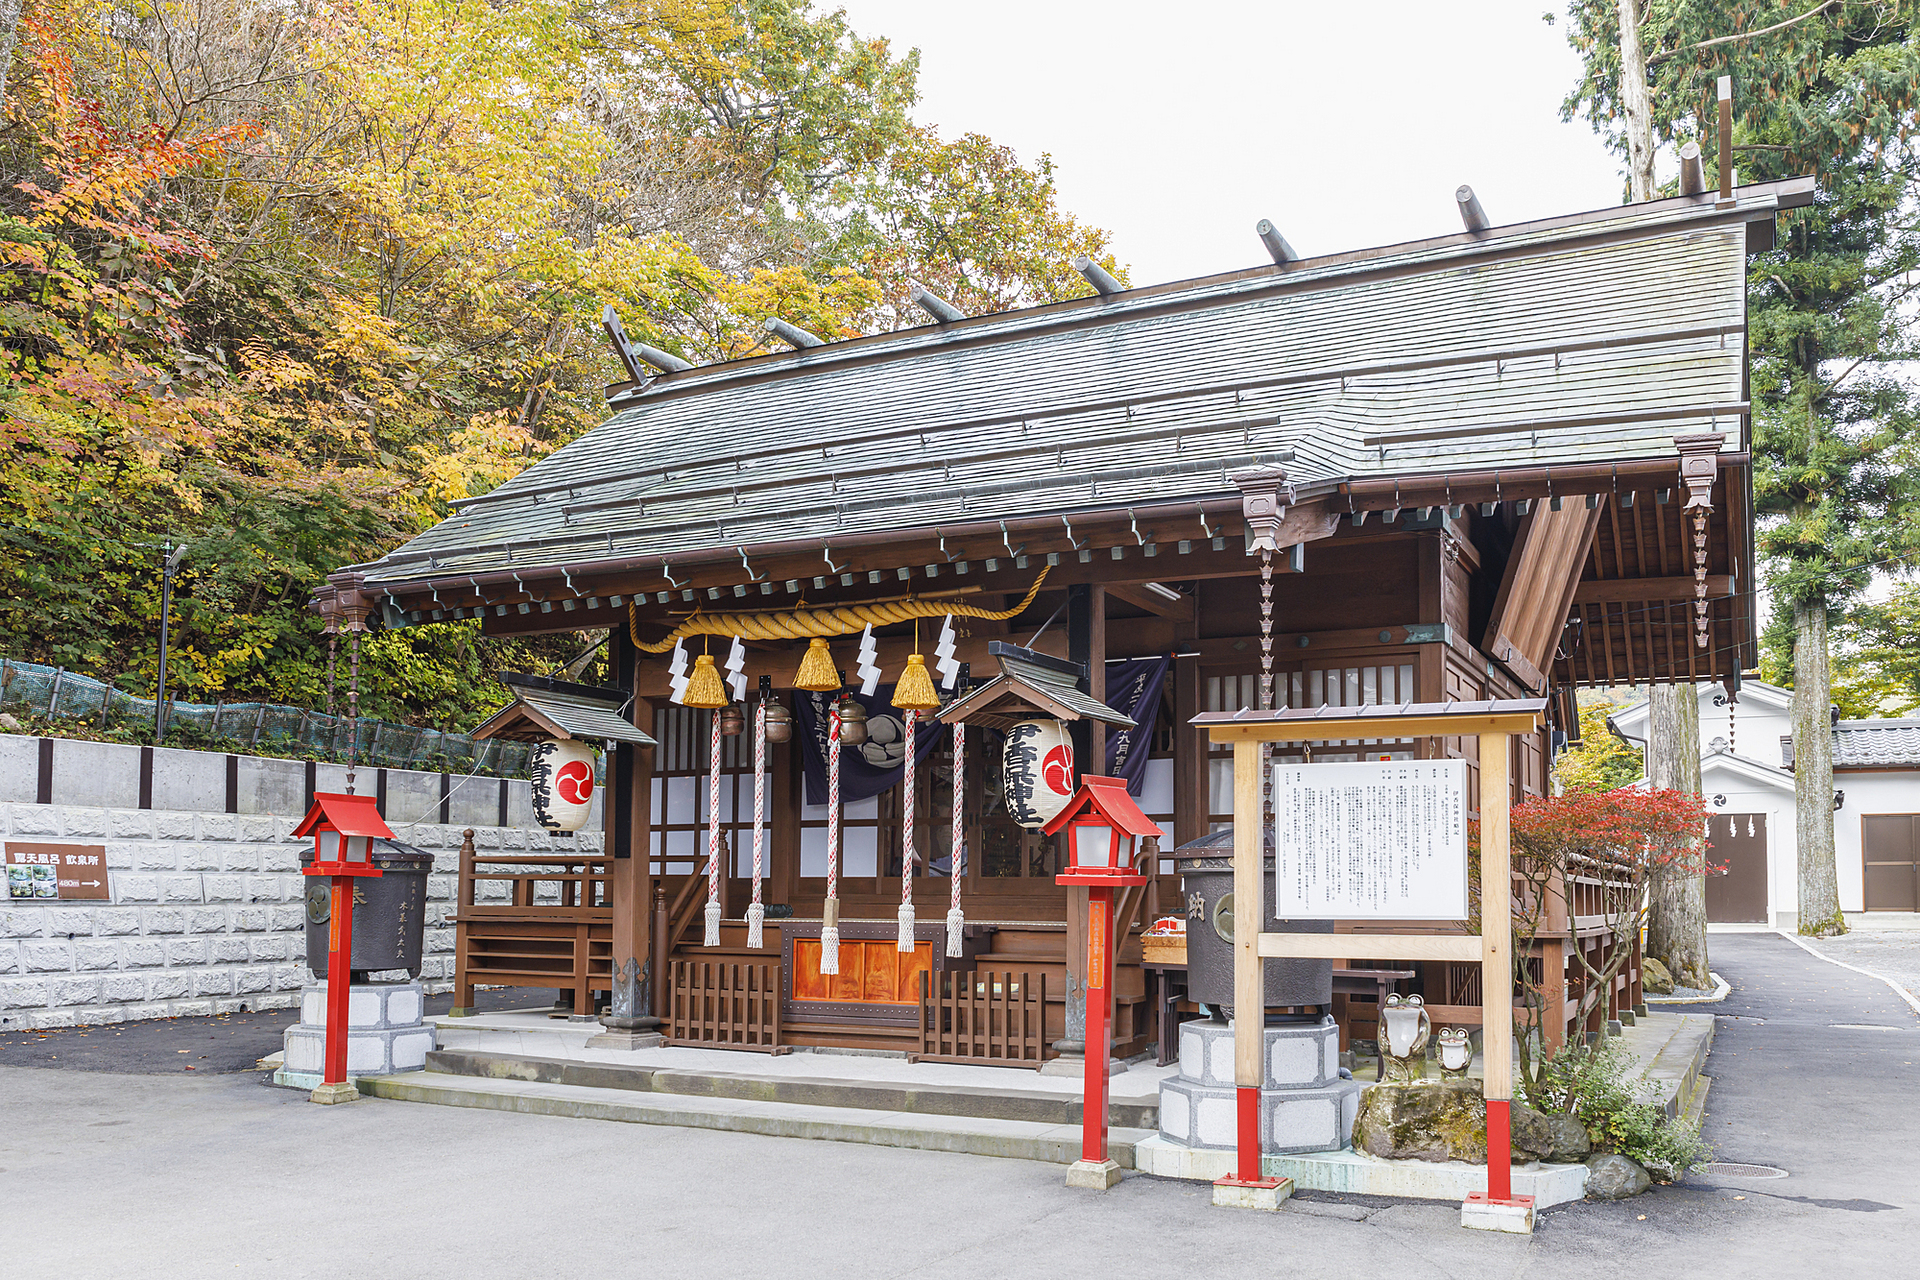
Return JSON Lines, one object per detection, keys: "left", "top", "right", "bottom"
{"left": 423, "top": 1047, "right": 1159, "bottom": 1129}
{"left": 358, "top": 1070, "right": 1154, "bottom": 1167}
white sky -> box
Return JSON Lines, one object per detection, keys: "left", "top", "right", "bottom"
{"left": 833, "top": 0, "right": 1631, "bottom": 287}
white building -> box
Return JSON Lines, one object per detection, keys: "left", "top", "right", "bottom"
{"left": 1608, "top": 683, "right": 1920, "bottom": 928}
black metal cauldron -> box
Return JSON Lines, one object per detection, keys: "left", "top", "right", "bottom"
{"left": 301, "top": 839, "right": 434, "bottom": 979}
{"left": 1173, "top": 827, "right": 1333, "bottom": 1014}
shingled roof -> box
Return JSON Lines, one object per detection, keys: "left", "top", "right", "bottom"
{"left": 1783, "top": 720, "right": 1920, "bottom": 771}
{"left": 343, "top": 180, "right": 1811, "bottom": 610}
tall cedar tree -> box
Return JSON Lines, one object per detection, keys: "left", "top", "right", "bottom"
{"left": 1559, "top": 0, "right": 1920, "bottom": 935}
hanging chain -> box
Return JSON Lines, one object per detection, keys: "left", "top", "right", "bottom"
{"left": 1692, "top": 509, "right": 1710, "bottom": 649}
{"left": 325, "top": 631, "right": 337, "bottom": 718}
{"left": 1260, "top": 548, "right": 1276, "bottom": 824}
{"left": 345, "top": 629, "right": 361, "bottom": 795}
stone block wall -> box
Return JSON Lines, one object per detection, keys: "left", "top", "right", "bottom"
{"left": 0, "top": 736, "right": 604, "bottom": 1029}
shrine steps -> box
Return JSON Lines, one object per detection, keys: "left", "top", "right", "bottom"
{"left": 356, "top": 1066, "right": 1157, "bottom": 1167}
{"left": 405, "top": 1046, "right": 1160, "bottom": 1129}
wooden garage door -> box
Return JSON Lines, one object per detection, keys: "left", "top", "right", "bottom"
{"left": 1706, "top": 813, "right": 1768, "bottom": 924}
{"left": 1863, "top": 815, "right": 1920, "bottom": 913}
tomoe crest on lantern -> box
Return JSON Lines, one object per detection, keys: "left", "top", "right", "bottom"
{"left": 531, "top": 739, "right": 597, "bottom": 832}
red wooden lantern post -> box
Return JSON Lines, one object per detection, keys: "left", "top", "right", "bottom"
{"left": 1049, "top": 776, "right": 1160, "bottom": 1190}
{"left": 292, "top": 793, "right": 394, "bottom": 1104}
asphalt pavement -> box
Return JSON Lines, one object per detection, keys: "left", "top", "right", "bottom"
{"left": 0, "top": 937, "right": 1914, "bottom": 1278}
{"left": 0, "top": 987, "right": 558, "bottom": 1073}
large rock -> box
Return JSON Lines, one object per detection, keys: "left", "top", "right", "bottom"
{"left": 1508, "top": 1104, "right": 1555, "bottom": 1161}
{"left": 1543, "top": 1113, "right": 1592, "bottom": 1163}
{"left": 1353, "top": 1080, "right": 1488, "bottom": 1163}
{"left": 1584, "top": 1152, "right": 1651, "bottom": 1200}
{"left": 1353, "top": 1083, "right": 1557, "bottom": 1164}
{"left": 1642, "top": 956, "right": 1675, "bottom": 995}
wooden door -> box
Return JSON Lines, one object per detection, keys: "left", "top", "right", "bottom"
{"left": 1863, "top": 815, "right": 1920, "bottom": 913}
{"left": 1705, "top": 812, "right": 1768, "bottom": 924}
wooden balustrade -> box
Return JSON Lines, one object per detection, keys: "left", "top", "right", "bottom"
{"left": 667, "top": 959, "right": 785, "bottom": 1053}
{"left": 915, "top": 970, "right": 1050, "bottom": 1067}
{"left": 451, "top": 834, "right": 612, "bottom": 1014}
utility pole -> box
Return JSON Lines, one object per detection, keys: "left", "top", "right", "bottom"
{"left": 155, "top": 542, "right": 187, "bottom": 743}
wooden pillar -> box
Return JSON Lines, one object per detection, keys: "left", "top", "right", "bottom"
{"left": 595, "top": 626, "right": 659, "bottom": 1046}
{"left": 771, "top": 719, "right": 799, "bottom": 916}
{"left": 1477, "top": 729, "right": 1516, "bottom": 1202}
{"left": 1051, "top": 583, "right": 1103, "bottom": 1066}
{"left": 1088, "top": 585, "right": 1108, "bottom": 768}
{"left": 1173, "top": 655, "right": 1206, "bottom": 848}
{"left": 1231, "top": 737, "right": 1266, "bottom": 1184}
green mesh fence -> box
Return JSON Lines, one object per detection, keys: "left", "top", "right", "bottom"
{"left": 0, "top": 657, "right": 529, "bottom": 776}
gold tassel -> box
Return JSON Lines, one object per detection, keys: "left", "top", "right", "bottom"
{"left": 683, "top": 653, "right": 729, "bottom": 709}
{"left": 892, "top": 653, "right": 941, "bottom": 711}
{"left": 793, "top": 637, "right": 839, "bottom": 691}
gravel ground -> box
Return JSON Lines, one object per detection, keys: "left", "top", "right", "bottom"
{"left": 1797, "top": 931, "right": 1920, "bottom": 1006}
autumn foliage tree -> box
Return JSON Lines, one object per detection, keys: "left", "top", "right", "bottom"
{"left": 1473, "top": 786, "right": 1711, "bottom": 1106}
{"left": 0, "top": 0, "right": 1123, "bottom": 730}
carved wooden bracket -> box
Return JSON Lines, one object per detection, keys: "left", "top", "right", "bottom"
{"left": 1674, "top": 432, "right": 1726, "bottom": 513}
{"left": 1232, "top": 465, "right": 1294, "bottom": 553}
{"left": 324, "top": 572, "right": 374, "bottom": 633}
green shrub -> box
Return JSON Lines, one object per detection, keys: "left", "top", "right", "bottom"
{"left": 1527, "top": 1040, "right": 1711, "bottom": 1177}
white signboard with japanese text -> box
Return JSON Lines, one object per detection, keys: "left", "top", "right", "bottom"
{"left": 1272, "top": 759, "right": 1469, "bottom": 921}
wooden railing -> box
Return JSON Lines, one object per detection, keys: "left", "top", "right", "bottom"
{"left": 915, "top": 970, "right": 1050, "bottom": 1067}
{"left": 667, "top": 959, "right": 785, "bottom": 1053}
{"left": 451, "top": 833, "right": 612, "bottom": 1013}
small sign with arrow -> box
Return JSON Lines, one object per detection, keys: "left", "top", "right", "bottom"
{"left": 4, "top": 843, "right": 111, "bottom": 900}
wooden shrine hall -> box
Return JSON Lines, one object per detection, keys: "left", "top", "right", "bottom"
{"left": 317, "top": 176, "right": 1812, "bottom": 1065}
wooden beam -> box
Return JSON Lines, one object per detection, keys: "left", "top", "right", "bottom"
{"left": 1205, "top": 711, "right": 1544, "bottom": 744}
{"left": 1573, "top": 575, "right": 1733, "bottom": 605}
{"left": 1106, "top": 582, "right": 1194, "bottom": 622}
{"left": 1256, "top": 933, "right": 1482, "bottom": 962}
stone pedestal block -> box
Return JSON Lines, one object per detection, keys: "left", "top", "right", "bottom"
{"left": 1157, "top": 1018, "right": 1361, "bottom": 1155}
{"left": 1177, "top": 1017, "right": 1341, "bottom": 1089}
{"left": 275, "top": 980, "right": 434, "bottom": 1089}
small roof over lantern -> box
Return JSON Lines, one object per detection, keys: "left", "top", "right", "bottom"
{"left": 936, "top": 642, "right": 1137, "bottom": 732}
{"left": 471, "top": 672, "right": 658, "bottom": 746}
{"left": 292, "top": 792, "right": 394, "bottom": 842}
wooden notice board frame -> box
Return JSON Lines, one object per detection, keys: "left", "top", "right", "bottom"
{"left": 1190, "top": 699, "right": 1547, "bottom": 1208}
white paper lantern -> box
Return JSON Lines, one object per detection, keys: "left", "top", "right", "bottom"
{"left": 530, "top": 739, "right": 597, "bottom": 832}
{"left": 1002, "top": 718, "right": 1075, "bottom": 830}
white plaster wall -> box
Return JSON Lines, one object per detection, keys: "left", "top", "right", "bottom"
{"left": 1705, "top": 766, "right": 1920, "bottom": 920}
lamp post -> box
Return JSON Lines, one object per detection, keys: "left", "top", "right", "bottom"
{"left": 154, "top": 541, "right": 187, "bottom": 743}
{"left": 1048, "top": 775, "right": 1160, "bottom": 1190}
{"left": 293, "top": 792, "right": 394, "bottom": 1104}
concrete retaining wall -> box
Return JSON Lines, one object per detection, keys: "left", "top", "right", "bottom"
{"left": 0, "top": 735, "right": 603, "bottom": 1029}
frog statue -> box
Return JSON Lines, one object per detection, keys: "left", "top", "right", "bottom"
{"left": 1378, "top": 993, "right": 1432, "bottom": 1084}
{"left": 1436, "top": 1026, "right": 1472, "bottom": 1079}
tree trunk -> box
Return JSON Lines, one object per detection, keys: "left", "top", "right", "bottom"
{"left": 1617, "top": 0, "right": 1657, "bottom": 202}
{"left": 0, "top": 0, "right": 21, "bottom": 102}
{"left": 1646, "top": 682, "right": 1709, "bottom": 988}
{"left": 1792, "top": 600, "right": 1846, "bottom": 935}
